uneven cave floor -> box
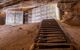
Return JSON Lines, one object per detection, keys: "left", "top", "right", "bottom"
{"left": 0, "top": 22, "right": 80, "bottom": 50}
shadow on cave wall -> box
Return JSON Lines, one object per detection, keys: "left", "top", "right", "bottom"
{"left": 0, "top": 17, "right": 5, "bottom": 25}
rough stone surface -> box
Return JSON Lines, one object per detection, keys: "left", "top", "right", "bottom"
{"left": 60, "top": 22, "right": 80, "bottom": 50}
{"left": 58, "top": 1, "right": 80, "bottom": 26}
{"left": 0, "top": 23, "right": 39, "bottom": 50}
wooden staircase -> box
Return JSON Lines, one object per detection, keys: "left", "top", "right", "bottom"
{"left": 32, "top": 19, "right": 74, "bottom": 50}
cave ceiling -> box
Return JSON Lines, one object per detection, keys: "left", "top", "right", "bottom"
{"left": 0, "top": 0, "right": 79, "bottom": 10}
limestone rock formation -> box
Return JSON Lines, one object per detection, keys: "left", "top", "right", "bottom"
{"left": 58, "top": 1, "right": 80, "bottom": 26}
{"left": 61, "top": 14, "right": 80, "bottom": 26}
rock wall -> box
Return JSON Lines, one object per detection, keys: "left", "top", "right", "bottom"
{"left": 58, "top": 1, "right": 80, "bottom": 26}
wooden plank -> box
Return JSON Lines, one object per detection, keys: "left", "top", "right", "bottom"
{"left": 35, "top": 43, "right": 71, "bottom": 48}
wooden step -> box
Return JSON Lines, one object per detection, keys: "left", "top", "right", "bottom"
{"left": 38, "top": 36, "right": 65, "bottom": 40}
{"left": 41, "top": 25, "right": 59, "bottom": 27}
{"left": 41, "top": 25, "right": 60, "bottom": 27}
{"left": 41, "top": 22, "right": 57, "bottom": 24}
{"left": 35, "top": 43, "right": 71, "bottom": 48}
{"left": 39, "top": 31, "right": 63, "bottom": 34}
{"left": 38, "top": 34, "right": 64, "bottom": 37}
{"left": 41, "top": 24, "right": 58, "bottom": 26}
{"left": 38, "top": 41, "right": 67, "bottom": 43}
{"left": 42, "top": 23, "right": 58, "bottom": 25}
{"left": 40, "top": 28, "right": 61, "bottom": 30}
{"left": 34, "top": 48, "right": 73, "bottom": 50}
{"left": 36, "top": 37, "right": 67, "bottom": 43}
{"left": 37, "top": 36, "right": 64, "bottom": 39}
{"left": 38, "top": 40, "right": 67, "bottom": 43}
{"left": 40, "top": 29, "right": 62, "bottom": 31}
{"left": 42, "top": 22, "right": 58, "bottom": 24}
{"left": 39, "top": 30, "right": 63, "bottom": 32}
{"left": 38, "top": 35, "right": 64, "bottom": 38}
{"left": 39, "top": 32, "right": 63, "bottom": 34}
{"left": 40, "top": 30, "right": 62, "bottom": 32}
